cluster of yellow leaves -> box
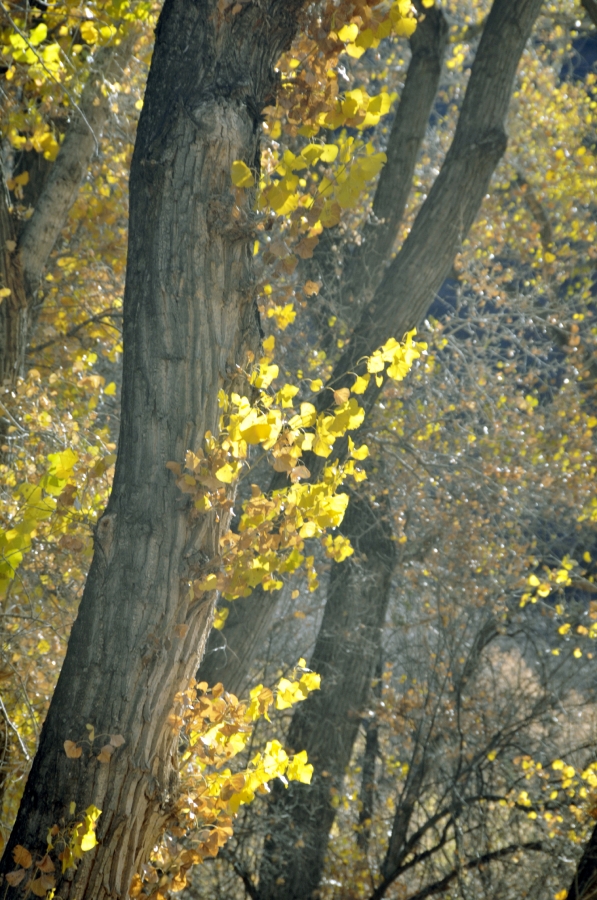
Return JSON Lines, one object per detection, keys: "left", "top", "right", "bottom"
{"left": 365, "top": 329, "right": 428, "bottom": 386}
{"left": 170, "top": 333, "right": 424, "bottom": 602}
{"left": 1, "top": 1, "right": 152, "bottom": 161}
{"left": 518, "top": 556, "right": 576, "bottom": 608}
{"left": 131, "top": 666, "right": 320, "bottom": 898}
{"left": 5, "top": 803, "right": 101, "bottom": 893}
{"left": 0, "top": 373, "right": 116, "bottom": 597}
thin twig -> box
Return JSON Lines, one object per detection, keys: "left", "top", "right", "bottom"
{"left": 0, "top": 695, "right": 30, "bottom": 760}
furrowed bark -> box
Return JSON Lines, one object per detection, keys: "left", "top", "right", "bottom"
{"left": 0, "top": 32, "right": 136, "bottom": 384}
{"left": 256, "top": 492, "right": 395, "bottom": 900}
{"left": 198, "top": 4, "right": 448, "bottom": 695}
{"left": 0, "top": 2, "right": 305, "bottom": 897}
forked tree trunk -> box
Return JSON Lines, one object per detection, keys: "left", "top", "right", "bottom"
{"left": 198, "top": 5, "right": 448, "bottom": 695}
{"left": 256, "top": 492, "right": 396, "bottom": 900}
{"left": 0, "top": 2, "right": 304, "bottom": 897}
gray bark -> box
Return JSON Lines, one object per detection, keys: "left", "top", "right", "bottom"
{"left": 0, "top": 2, "right": 305, "bottom": 898}
{"left": 256, "top": 492, "right": 396, "bottom": 900}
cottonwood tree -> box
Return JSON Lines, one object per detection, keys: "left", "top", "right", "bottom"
{"left": 0, "top": 0, "right": 337, "bottom": 896}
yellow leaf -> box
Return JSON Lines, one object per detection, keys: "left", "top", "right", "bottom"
{"left": 80, "top": 832, "right": 97, "bottom": 852}
{"left": 231, "top": 160, "right": 255, "bottom": 188}
{"left": 80, "top": 21, "right": 99, "bottom": 44}
{"left": 287, "top": 750, "right": 313, "bottom": 784}
{"left": 337, "top": 23, "right": 359, "bottom": 42}
{"left": 215, "top": 462, "right": 239, "bottom": 483}
{"left": 29, "top": 23, "right": 48, "bottom": 45}
{"left": 47, "top": 448, "right": 78, "bottom": 480}
{"left": 213, "top": 607, "right": 229, "bottom": 630}
{"left": 104, "top": 382, "right": 116, "bottom": 396}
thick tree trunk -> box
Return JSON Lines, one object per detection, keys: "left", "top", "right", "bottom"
{"left": 0, "top": 32, "right": 136, "bottom": 384}
{"left": 256, "top": 492, "right": 396, "bottom": 900}
{"left": 198, "top": 6, "right": 448, "bottom": 695}
{"left": 0, "top": 2, "right": 304, "bottom": 897}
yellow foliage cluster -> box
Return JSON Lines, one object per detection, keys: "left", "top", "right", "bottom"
{"left": 131, "top": 665, "right": 320, "bottom": 898}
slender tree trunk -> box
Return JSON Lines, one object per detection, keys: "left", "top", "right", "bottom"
{"left": 198, "top": 6, "right": 448, "bottom": 695}
{"left": 0, "top": 3, "right": 304, "bottom": 897}
{"left": 328, "top": 0, "right": 545, "bottom": 388}
{"left": 256, "top": 492, "right": 396, "bottom": 900}
{"left": 357, "top": 655, "right": 382, "bottom": 852}
{"left": 0, "top": 32, "right": 136, "bottom": 384}
{"left": 333, "top": 2, "right": 448, "bottom": 323}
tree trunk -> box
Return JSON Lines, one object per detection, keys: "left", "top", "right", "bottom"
{"left": 199, "top": 0, "right": 542, "bottom": 700}
{"left": 0, "top": 2, "right": 304, "bottom": 897}
{"left": 0, "top": 32, "right": 136, "bottom": 384}
{"left": 336, "top": 2, "right": 448, "bottom": 322}
{"left": 256, "top": 492, "right": 396, "bottom": 900}
{"left": 198, "top": 5, "right": 448, "bottom": 695}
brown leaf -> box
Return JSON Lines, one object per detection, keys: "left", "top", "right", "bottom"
{"left": 109, "top": 733, "right": 125, "bottom": 748}
{"left": 64, "top": 740, "right": 82, "bottom": 759}
{"left": 333, "top": 388, "right": 350, "bottom": 405}
{"left": 231, "top": 2, "right": 241, "bottom": 12}
{"left": 303, "top": 280, "right": 321, "bottom": 297}
{"left": 165, "top": 461, "right": 181, "bottom": 476}
{"left": 37, "top": 854, "right": 55, "bottom": 874}
{"left": 5, "top": 870, "right": 26, "bottom": 886}
{"left": 97, "top": 744, "right": 115, "bottom": 763}
{"left": 295, "top": 236, "right": 319, "bottom": 259}
{"left": 290, "top": 465, "right": 310, "bottom": 483}
{"left": 13, "top": 845, "right": 32, "bottom": 868}
{"left": 29, "top": 878, "right": 47, "bottom": 897}
{"left": 40, "top": 874, "right": 55, "bottom": 890}
{"left": 174, "top": 624, "right": 189, "bottom": 639}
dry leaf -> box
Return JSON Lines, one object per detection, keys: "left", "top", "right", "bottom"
{"left": 37, "top": 854, "right": 55, "bottom": 874}
{"left": 333, "top": 388, "right": 350, "bottom": 405}
{"left": 303, "top": 280, "right": 321, "bottom": 297}
{"left": 5, "top": 240, "right": 16, "bottom": 253}
{"left": 29, "top": 877, "right": 48, "bottom": 897}
{"left": 97, "top": 744, "right": 115, "bottom": 763}
{"left": 5, "top": 870, "right": 26, "bottom": 886}
{"left": 13, "top": 845, "right": 32, "bottom": 868}
{"left": 174, "top": 623, "right": 189, "bottom": 639}
{"left": 64, "top": 740, "right": 82, "bottom": 759}
{"left": 110, "top": 733, "right": 125, "bottom": 748}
